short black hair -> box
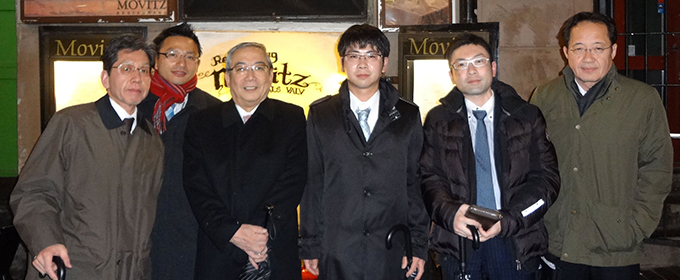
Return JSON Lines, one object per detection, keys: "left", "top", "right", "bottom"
{"left": 101, "top": 34, "right": 155, "bottom": 74}
{"left": 444, "top": 33, "right": 494, "bottom": 63}
{"left": 337, "top": 24, "right": 390, "bottom": 58}
{"left": 153, "top": 22, "right": 202, "bottom": 56}
{"left": 561, "top": 12, "right": 617, "bottom": 47}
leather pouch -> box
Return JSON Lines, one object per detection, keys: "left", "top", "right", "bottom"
{"left": 464, "top": 205, "right": 502, "bottom": 231}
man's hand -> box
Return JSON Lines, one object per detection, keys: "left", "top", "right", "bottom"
{"left": 33, "top": 244, "right": 72, "bottom": 280}
{"left": 478, "top": 220, "right": 501, "bottom": 242}
{"left": 453, "top": 204, "right": 483, "bottom": 240}
{"left": 402, "top": 256, "right": 425, "bottom": 280}
{"left": 230, "top": 224, "right": 269, "bottom": 268}
{"left": 303, "top": 259, "right": 319, "bottom": 275}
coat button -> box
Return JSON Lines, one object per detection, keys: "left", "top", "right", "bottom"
{"left": 575, "top": 124, "right": 581, "bottom": 130}
{"left": 363, "top": 230, "right": 370, "bottom": 236}
{"left": 364, "top": 190, "right": 371, "bottom": 197}
{"left": 120, "top": 131, "right": 127, "bottom": 136}
{"left": 362, "top": 152, "right": 373, "bottom": 156}
{"left": 573, "top": 167, "right": 578, "bottom": 172}
{"left": 563, "top": 253, "right": 568, "bottom": 258}
{"left": 571, "top": 210, "right": 576, "bottom": 215}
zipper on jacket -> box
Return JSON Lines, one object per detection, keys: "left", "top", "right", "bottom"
{"left": 516, "top": 259, "right": 521, "bottom": 270}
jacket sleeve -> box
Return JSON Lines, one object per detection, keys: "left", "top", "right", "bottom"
{"left": 420, "top": 111, "right": 462, "bottom": 235}
{"left": 298, "top": 106, "right": 323, "bottom": 259}
{"left": 183, "top": 114, "right": 241, "bottom": 253}
{"left": 499, "top": 108, "right": 561, "bottom": 237}
{"left": 631, "top": 90, "right": 673, "bottom": 242}
{"left": 10, "top": 114, "right": 69, "bottom": 255}
{"left": 406, "top": 113, "right": 431, "bottom": 260}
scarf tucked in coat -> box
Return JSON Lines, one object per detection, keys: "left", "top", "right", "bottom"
{"left": 150, "top": 71, "right": 197, "bottom": 133}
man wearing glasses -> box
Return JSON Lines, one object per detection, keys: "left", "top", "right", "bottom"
{"left": 138, "top": 23, "right": 220, "bottom": 280}
{"left": 299, "top": 24, "right": 430, "bottom": 280}
{"left": 420, "top": 33, "right": 559, "bottom": 280}
{"left": 183, "top": 42, "right": 306, "bottom": 280}
{"left": 11, "top": 34, "right": 163, "bottom": 280}
{"left": 531, "top": 12, "right": 672, "bottom": 280}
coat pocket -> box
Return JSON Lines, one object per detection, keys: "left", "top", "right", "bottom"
{"left": 585, "top": 204, "right": 636, "bottom": 252}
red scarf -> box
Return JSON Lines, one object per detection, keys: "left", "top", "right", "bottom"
{"left": 150, "top": 71, "right": 197, "bottom": 134}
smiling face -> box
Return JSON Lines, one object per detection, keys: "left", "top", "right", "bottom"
{"left": 155, "top": 36, "right": 200, "bottom": 85}
{"left": 101, "top": 49, "right": 151, "bottom": 114}
{"left": 563, "top": 21, "right": 617, "bottom": 91}
{"left": 448, "top": 43, "right": 496, "bottom": 102}
{"left": 225, "top": 46, "right": 273, "bottom": 111}
{"left": 342, "top": 44, "right": 388, "bottom": 99}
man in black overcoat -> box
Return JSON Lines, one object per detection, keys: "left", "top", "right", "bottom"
{"left": 183, "top": 42, "right": 307, "bottom": 280}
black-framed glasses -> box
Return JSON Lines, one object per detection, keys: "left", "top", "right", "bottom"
{"left": 569, "top": 46, "right": 612, "bottom": 56}
{"left": 343, "top": 51, "right": 382, "bottom": 63}
{"left": 451, "top": 57, "right": 490, "bottom": 70}
{"left": 113, "top": 63, "right": 151, "bottom": 76}
{"left": 158, "top": 50, "right": 199, "bottom": 63}
{"left": 227, "top": 64, "right": 270, "bottom": 75}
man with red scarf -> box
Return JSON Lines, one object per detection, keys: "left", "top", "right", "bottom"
{"left": 138, "top": 23, "right": 221, "bottom": 280}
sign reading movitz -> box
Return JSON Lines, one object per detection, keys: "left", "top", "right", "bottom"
{"left": 21, "top": 0, "right": 175, "bottom": 23}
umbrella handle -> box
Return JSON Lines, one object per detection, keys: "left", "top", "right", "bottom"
{"left": 386, "top": 224, "right": 418, "bottom": 279}
{"left": 467, "top": 225, "right": 480, "bottom": 251}
{"left": 38, "top": 256, "right": 66, "bottom": 280}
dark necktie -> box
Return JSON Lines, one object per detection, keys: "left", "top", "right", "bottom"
{"left": 123, "top": 118, "right": 134, "bottom": 135}
{"left": 472, "top": 110, "right": 496, "bottom": 209}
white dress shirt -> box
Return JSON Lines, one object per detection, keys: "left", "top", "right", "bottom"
{"left": 109, "top": 97, "right": 138, "bottom": 134}
{"left": 349, "top": 89, "right": 380, "bottom": 136}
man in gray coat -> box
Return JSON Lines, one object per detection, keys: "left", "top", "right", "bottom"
{"left": 11, "top": 34, "right": 163, "bottom": 280}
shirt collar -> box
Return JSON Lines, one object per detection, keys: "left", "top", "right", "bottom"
{"left": 349, "top": 89, "right": 380, "bottom": 113}
{"left": 464, "top": 90, "right": 495, "bottom": 119}
{"left": 574, "top": 80, "right": 588, "bottom": 96}
{"left": 235, "top": 103, "right": 260, "bottom": 122}
{"left": 109, "top": 98, "right": 138, "bottom": 133}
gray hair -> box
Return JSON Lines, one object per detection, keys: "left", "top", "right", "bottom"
{"left": 225, "top": 42, "right": 273, "bottom": 72}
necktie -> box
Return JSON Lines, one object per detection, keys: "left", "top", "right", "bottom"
{"left": 243, "top": 115, "right": 251, "bottom": 123}
{"left": 473, "top": 110, "right": 496, "bottom": 209}
{"left": 356, "top": 108, "right": 371, "bottom": 141}
{"left": 123, "top": 118, "right": 134, "bottom": 135}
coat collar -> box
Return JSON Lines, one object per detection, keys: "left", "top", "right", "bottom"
{"left": 439, "top": 80, "right": 525, "bottom": 118}
{"left": 338, "top": 78, "right": 402, "bottom": 118}
{"left": 221, "top": 97, "right": 276, "bottom": 128}
{"left": 95, "top": 95, "right": 152, "bottom": 135}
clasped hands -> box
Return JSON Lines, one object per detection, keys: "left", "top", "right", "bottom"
{"left": 230, "top": 224, "right": 269, "bottom": 269}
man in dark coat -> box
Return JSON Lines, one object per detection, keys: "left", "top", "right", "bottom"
{"left": 138, "top": 23, "right": 221, "bottom": 280}
{"left": 299, "top": 24, "right": 430, "bottom": 280}
{"left": 420, "top": 33, "right": 560, "bottom": 280}
{"left": 183, "top": 42, "right": 306, "bottom": 280}
{"left": 11, "top": 34, "right": 163, "bottom": 280}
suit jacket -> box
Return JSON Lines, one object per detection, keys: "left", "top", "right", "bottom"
{"left": 139, "top": 88, "right": 221, "bottom": 280}
{"left": 183, "top": 98, "right": 307, "bottom": 280}
{"left": 11, "top": 95, "right": 164, "bottom": 279}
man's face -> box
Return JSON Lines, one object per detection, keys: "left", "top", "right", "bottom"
{"left": 341, "top": 44, "right": 388, "bottom": 95}
{"left": 225, "top": 46, "right": 273, "bottom": 110}
{"left": 448, "top": 44, "right": 496, "bottom": 97}
{"left": 155, "top": 36, "right": 201, "bottom": 85}
{"left": 101, "top": 49, "right": 151, "bottom": 114}
{"left": 563, "top": 21, "right": 617, "bottom": 90}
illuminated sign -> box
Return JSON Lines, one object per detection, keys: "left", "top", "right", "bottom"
{"left": 196, "top": 31, "right": 346, "bottom": 115}
{"left": 21, "top": 0, "right": 175, "bottom": 23}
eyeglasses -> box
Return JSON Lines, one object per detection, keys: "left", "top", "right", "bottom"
{"left": 569, "top": 46, "right": 612, "bottom": 56}
{"left": 158, "top": 50, "right": 199, "bottom": 63}
{"left": 113, "top": 63, "right": 151, "bottom": 76}
{"left": 451, "top": 57, "right": 490, "bottom": 70}
{"left": 343, "top": 51, "right": 382, "bottom": 63}
{"left": 227, "top": 64, "right": 270, "bottom": 75}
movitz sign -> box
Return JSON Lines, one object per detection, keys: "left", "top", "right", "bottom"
{"left": 51, "top": 39, "right": 107, "bottom": 57}
{"left": 196, "top": 31, "right": 346, "bottom": 115}
{"left": 22, "top": 0, "right": 175, "bottom": 23}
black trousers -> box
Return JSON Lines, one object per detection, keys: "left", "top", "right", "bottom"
{"left": 544, "top": 254, "right": 640, "bottom": 280}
